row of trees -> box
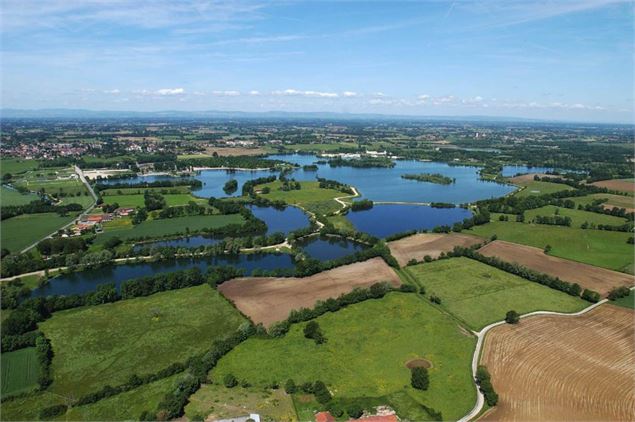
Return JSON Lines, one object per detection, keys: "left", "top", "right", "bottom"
{"left": 1, "top": 200, "right": 83, "bottom": 221}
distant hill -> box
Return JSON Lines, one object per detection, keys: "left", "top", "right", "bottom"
{"left": 0, "top": 108, "right": 629, "bottom": 126}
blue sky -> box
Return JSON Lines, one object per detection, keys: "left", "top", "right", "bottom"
{"left": 1, "top": 0, "right": 633, "bottom": 122}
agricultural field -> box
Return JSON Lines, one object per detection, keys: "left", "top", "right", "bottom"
{"left": 468, "top": 221, "right": 635, "bottom": 273}
{"left": 478, "top": 241, "right": 634, "bottom": 296}
{"left": 511, "top": 180, "right": 575, "bottom": 197}
{"left": 481, "top": 305, "right": 635, "bottom": 421}
{"left": 404, "top": 257, "right": 587, "bottom": 330}
{"left": 571, "top": 193, "right": 634, "bottom": 211}
{"left": 388, "top": 233, "right": 483, "bottom": 266}
{"left": 277, "top": 143, "right": 358, "bottom": 152}
{"left": 0, "top": 158, "right": 39, "bottom": 175}
{"left": 0, "top": 185, "right": 39, "bottom": 206}
{"left": 590, "top": 178, "right": 635, "bottom": 194}
{"left": 1, "top": 348, "right": 39, "bottom": 398}
{"left": 100, "top": 186, "right": 191, "bottom": 196}
{"left": 0, "top": 391, "right": 66, "bottom": 421}
{"left": 95, "top": 213, "right": 244, "bottom": 244}
{"left": 219, "top": 257, "right": 400, "bottom": 327}
{"left": 62, "top": 374, "right": 182, "bottom": 421}
{"left": 524, "top": 205, "right": 629, "bottom": 227}
{"left": 255, "top": 180, "right": 349, "bottom": 216}
{"left": 212, "top": 293, "right": 477, "bottom": 421}
{"left": 102, "top": 193, "right": 206, "bottom": 208}
{"left": 185, "top": 383, "right": 297, "bottom": 421}
{"left": 39, "top": 285, "right": 245, "bottom": 397}
{"left": 1, "top": 212, "right": 78, "bottom": 253}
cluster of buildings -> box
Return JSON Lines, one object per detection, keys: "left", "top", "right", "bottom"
{"left": 72, "top": 207, "right": 134, "bottom": 235}
{"left": 0, "top": 142, "right": 90, "bottom": 160}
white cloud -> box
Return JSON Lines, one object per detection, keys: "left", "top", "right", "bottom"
{"left": 249, "top": 90, "right": 260, "bottom": 95}
{"left": 342, "top": 91, "right": 358, "bottom": 97}
{"left": 212, "top": 90, "right": 240, "bottom": 96}
{"left": 103, "top": 89, "right": 120, "bottom": 94}
{"left": 272, "top": 89, "right": 338, "bottom": 98}
{"left": 155, "top": 88, "right": 185, "bottom": 96}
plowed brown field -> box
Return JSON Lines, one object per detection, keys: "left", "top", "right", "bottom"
{"left": 388, "top": 233, "right": 483, "bottom": 266}
{"left": 591, "top": 179, "right": 635, "bottom": 194}
{"left": 480, "top": 304, "right": 635, "bottom": 421}
{"left": 478, "top": 240, "right": 634, "bottom": 295}
{"left": 218, "top": 257, "right": 400, "bottom": 327}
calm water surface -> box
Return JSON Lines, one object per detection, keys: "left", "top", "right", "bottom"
{"left": 32, "top": 253, "right": 294, "bottom": 297}
{"left": 296, "top": 236, "right": 369, "bottom": 261}
{"left": 346, "top": 204, "right": 473, "bottom": 238}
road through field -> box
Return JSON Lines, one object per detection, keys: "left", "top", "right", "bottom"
{"left": 459, "top": 297, "right": 614, "bottom": 422}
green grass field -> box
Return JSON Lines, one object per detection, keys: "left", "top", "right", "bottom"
{"left": 405, "top": 258, "right": 587, "bottom": 330}
{"left": 185, "top": 383, "right": 297, "bottom": 421}
{"left": 256, "top": 181, "right": 347, "bottom": 216}
{"left": 0, "top": 391, "right": 66, "bottom": 421}
{"left": 1, "top": 159, "right": 39, "bottom": 175}
{"left": 327, "top": 214, "right": 355, "bottom": 232}
{"left": 468, "top": 221, "right": 635, "bottom": 273}
{"left": 278, "top": 143, "right": 358, "bottom": 152}
{"left": 1, "top": 212, "right": 78, "bottom": 253}
{"left": 16, "top": 176, "right": 88, "bottom": 197}
{"left": 524, "top": 205, "right": 628, "bottom": 228}
{"left": 213, "top": 293, "right": 476, "bottom": 421}
{"left": 40, "top": 285, "right": 245, "bottom": 397}
{"left": 610, "top": 291, "right": 635, "bottom": 309}
{"left": 95, "top": 214, "right": 244, "bottom": 244}
{"left": 62, "top": 374, "right": 182, "bottom": 421}
{"left": 1, "top": 348, "right": 39, "bottom": 398}
{"left": 102, "top": 193, "right": 206, "bottom": 208}
{"left": 571, "top": 193, "right": 634, "bottom": 210}
{"left": 0, "top": 186, "right": 39, "bottom": 206}
{"left": 513, "top": 180, "right": 575, "bottom": 197}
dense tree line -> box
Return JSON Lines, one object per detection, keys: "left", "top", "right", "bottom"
{"left": 351, "top": 199, "right": 373, "bottom": 211}
{"left": 328, "top": 157, "right": 395, "bottom": 168}
{"left": 532, "top": 215, "right": 572, "bottom": 226}
{"left": 242, "top": 175, "right": 277, "bottom": 195}
{"left": 1, "top": 200, "right": 83, "bottom": 220}
{"left": 37, "top": 237, "right": 87, "bottom": 256}
{"left": 176, "top": 155, "right": 284, "bottom": 170}
{"left": 317, "top": 177, "right": 355, "bottom": 194}
{"left": 95, "top": 179, "right": 202, "bottom": 192}
{"left": 476, "top": 366, "right": 498, "bottom": 406}
{"left": 144, "top": 191, "right": 166, "bottom": 210}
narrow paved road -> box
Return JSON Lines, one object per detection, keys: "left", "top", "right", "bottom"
{"left": 458, "top": 298, "right": 610, "bottom": 422}
{"left": 18, "top": 166, "right": 97, "bottom": 254}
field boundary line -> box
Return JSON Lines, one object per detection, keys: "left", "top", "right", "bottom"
{"left": 459, "top": 297, "right": 612, "bottom": 422}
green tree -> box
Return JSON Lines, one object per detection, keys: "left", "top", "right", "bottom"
{"left": 411, "top": 367, "right": 429, "bottom": 390}
{"left": 223, "top": 373, "right": 238, "bottom": 388}
{"left": 505, "top": 310, "right": 520, "bottom": 324}
{"left": 313, "top": 381, "right": 332, "bottom": 404}
{"left": 284, "top": 379, "right": 297, "bottom": 394}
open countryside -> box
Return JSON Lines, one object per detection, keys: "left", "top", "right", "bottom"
{"left": 1, "top": 2, "right": 634, "bottom": 422}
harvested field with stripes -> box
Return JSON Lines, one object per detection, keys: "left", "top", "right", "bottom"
{"left": 388, "top": 233, "right": 483, "bottom": 266}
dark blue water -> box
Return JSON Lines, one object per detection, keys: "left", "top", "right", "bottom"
{"left": 31, "top": 253, "right": 295, "bottom": 297}
{"left": 95, "top": 155, "right": 516, "bottom": 204}
{"left": 346, "top": 204, "right": 473, "bottom": 238}
{"left": 296, "top": 236, "right": 369, "bottom": 261}
{"left": 501, "top": 165, "right": 554, "bottom": 177}
{"left": 267, "top": 154, "right": 515, "bottom": 203}
{"left": 248, "top": 205, "right": 310, "bottom": 235}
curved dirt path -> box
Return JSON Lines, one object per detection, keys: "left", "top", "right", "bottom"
{"left": 459, "top": 298, "right": 611, "bottom": 422}
{"left": 333, "top": 186, "right": 359, "bottom": 213}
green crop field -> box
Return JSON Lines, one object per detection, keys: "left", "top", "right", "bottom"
{"left": 15, "top": 176, "right": 88, "bottom": 197}
{"left": 213, "top": 293, "right": 476, "bottom": 421}
{"left": 1, "top": 159, "right": 39, "bottom": 175}
{"left": 404, "top": 258, "right": 587, "bottom": 330}
{"left": 95, "top": 214, "right": 244, "bottom": 244}
{"left": 256, "top": 180, "right": 348, "bottom": 216}
{"left": 327, "top": 214, "right": 355, "bottom": 232}
{"left": 185, "top": 383, "right": 297, "bottom": 421}
{"left": 40, "top": 285, "right": 245, "bottom": 397}
{"left": 0, "top": 186, "right": 39, "bottom": 206}
{"left": 1, "top": 348, "right": 39, "bottom": 398}
{"left": 571, "top": 193, "right": 634, "bottom": 210}
{"left": 62, "top": 374, "right": 182, "bottom": 421}
{"left": 524, "top": 205, "right": 628, "bottom": 227}
{"left": 102, "top": 193, "right": 206, "bottom": 208}
{"left": 513, "top": 180, "right": 575, "bottom": 197}
{"left": 468, "top": 221, "right": 635, "bottom": 273}
{"left": 1, "top": 212, "right": 78, "bottom": 253}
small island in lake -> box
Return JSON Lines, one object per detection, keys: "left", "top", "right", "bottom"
{"left": 401, "top": 173, "right": 455, "bottom": 185}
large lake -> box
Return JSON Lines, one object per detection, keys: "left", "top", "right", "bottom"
{"left": 101, "top": 154, "right": 515, "bottom": 204}
{"left": 346, "top": 204, "right": 473, "bottom": 238}
{"left": 31, "top": 253, "right": 295, "bottom": 297}
{"left": 296, "top": 235, "right": 369, "bottom": 261}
